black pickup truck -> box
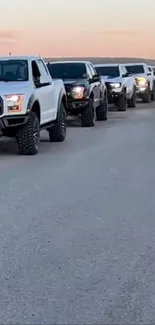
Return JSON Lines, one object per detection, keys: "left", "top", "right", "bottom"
{"left": 47, "top": 61, "right": 108, "bottom": 127}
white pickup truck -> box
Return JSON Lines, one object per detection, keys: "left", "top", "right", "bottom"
{"left": 0, "top": 56, "right": 67, "bottom": 155}
{"left": 125, "top": 63, "right": 155, "bottom": 103}
{"left": 94, "top": 63, "right": 136, "bottom": 111}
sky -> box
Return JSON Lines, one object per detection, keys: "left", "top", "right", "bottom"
{"left": 0, "top": 0, "right": 155, "bottom": 58}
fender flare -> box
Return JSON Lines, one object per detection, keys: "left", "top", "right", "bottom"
{"left": 104, "top": 87, "right": 107, "bottom": 98}
{"left": 27, "top": 94, "right": 39, "bottom": 112}
{"left": 57, "top": 89, "right": 67, "bottom": 116}
{"left": 123, "top": 85, "right": 126, "bottom": 93}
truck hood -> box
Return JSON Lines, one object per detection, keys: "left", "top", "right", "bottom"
{"left": 101, "top": 76, "right": 122, "bottom": 83}
{"left": 0, "top": 81, "right": 30, "bottom": 95}
{"left": 63, "top": 79, "right": 88, "bottom": 89}
{"left": 131, "top": 73, "right": 147, "bottom": 79}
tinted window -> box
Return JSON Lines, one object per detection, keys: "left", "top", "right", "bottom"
{"left": 95, "top": 66, "right": 120, "bottom": 77}
{"left": 0, "top": 60, "right": 28, "bottom": 81}
{"left": 125, "top": 65, "right": 144, "bottom": 74}
{"left": 47, "top": 63, "right": 87, "bottom": 79}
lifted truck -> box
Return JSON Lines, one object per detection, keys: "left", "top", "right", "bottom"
{"left": 125, "top": 63, "right": 155, "bottom": 103}
{"left": 94, "top": 63, "right": 137, "bottom": 111}
{"left": 47, "top": 61, "right": 108, "bottom": 127}
{"left": 0, "top": 56, "right": 67, "bottom": 155}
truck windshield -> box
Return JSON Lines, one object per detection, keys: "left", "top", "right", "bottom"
{"left": 125, "top": 65, "right": 144, "bottom": 74}
{"left": 0, "top": 60, "right": 28, "bottom": 81}
{"left": 47, "top": 63, "right": 87, "bottom": 79}
{"left": 95, "top": 66, "right": 120, "bottom": 77}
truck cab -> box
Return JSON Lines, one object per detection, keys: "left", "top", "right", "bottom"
{"left": 125, "top": 63, "right": 155, "bottom": 103}
{"left": 47, "top": 60, "right": 108, "bottom": 127}
{"left": 94, "top": 63, "right": 137, "bottom": 110}
{"left": 0, "top": 56, "right": 67, "bottom": 155}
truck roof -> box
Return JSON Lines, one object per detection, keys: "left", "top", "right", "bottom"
{"left": 125, "top": 62, "right": 146, "bottom": 66}
{"left": 0, "top": 55, "right": 41, "bottom": 61}
{"left": 48, "top": 60, "right": 92, "bottom": 65}
{"left": 94, "top": 63, "right": 120, "bottom": 67}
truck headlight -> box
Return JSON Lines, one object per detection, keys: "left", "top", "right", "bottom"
{"left": 71, "top": 86, "right": 85, "bottom": 99}
{"left": 5, "top": 94, "right": 24, "bottom": 112}
{"left": 135, "top": 77, "right": 148, "bottom": 86}
{"left": 110, "top": 83, "right": 121, "bottom": 88}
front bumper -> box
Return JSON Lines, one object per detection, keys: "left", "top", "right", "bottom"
{"left": 0, "top": 114, "right": 29, "bottom": 130}
{"left": 107, "top": 90, "right": 123, "bottom": 104}
{"left": 136, "top": 85, "right": 148, "bottom": 97}
{"left": 105, "top": 83, "right": 123, "bottom": 104}
{"left": 67, "top": 99, "right": 89, "bottom": 114}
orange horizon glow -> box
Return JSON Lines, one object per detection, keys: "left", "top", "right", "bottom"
{"left": 0, "top": 28, "right": 154, "bottom": 60}
{"left": 1, "top": 0, "right": 155, "bottom": 59}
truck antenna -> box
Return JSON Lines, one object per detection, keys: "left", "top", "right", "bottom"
{"left": 8, "top": 30, "right": 11, "bottom": 55}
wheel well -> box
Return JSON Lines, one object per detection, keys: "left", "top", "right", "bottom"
{"left": 62, "top": 94, "right": 67, "bottom": 110}
{"left": 31, "top": 101, "right": 40, "bottom": 121}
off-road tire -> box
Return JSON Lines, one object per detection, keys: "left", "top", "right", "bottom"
{"left": 81, "top": 98, "right": 95, "bottom": 127}
{"left": 96, "top": 94, "right": 108, "bottom": 121}
{"left": 118, "top": 92, "right": 127, "bottom": 111}
{"left": 127, "top": 89, "right": 136, "bottom": 108}
{"left": 16, "top": 111, "right": 40, "bottom": 155}
{"left": 151, "top": 82, "right": 155, "bottom": 101}
{"left": 142, "top": 87, "right": 151, "bottom": 103}
{"left": 48, "top": 102, "right": 66, "bottom": 142}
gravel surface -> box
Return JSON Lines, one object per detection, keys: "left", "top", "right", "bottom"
{"left": 0, "top": 102, "right": 155, "bottom": 324}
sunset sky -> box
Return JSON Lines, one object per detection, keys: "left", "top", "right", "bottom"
{"left": 0, "top": 0, "right": 155, "bottom": 58}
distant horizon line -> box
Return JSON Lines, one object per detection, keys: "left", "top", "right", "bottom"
{"left": 44, "top": 56, "right": 155, "bottom": 64}
{"left": 44, "top": 56, "right": 155, "bottom": 60}
{"left": 44, "top": 56, "right": 153, "bottom": 59}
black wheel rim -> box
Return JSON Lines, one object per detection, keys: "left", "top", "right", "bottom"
{"left": 125, "top": 97, "right": 127, "bottom": 108}
{"left": 61, "top": 110, "right": 66, "bottom": 136}
{"left": 33, "top": 119, "right": 40, "bottom": 150}
{"left": 92, "top": 101, "right": 96, "bottom": 123}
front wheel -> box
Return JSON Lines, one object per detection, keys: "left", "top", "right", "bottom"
{"left": 48, "top": 102, "right": 66, "bottom": 142}
{"left": 127, "top": 89, "right": 136, "bottom": 108}
{"left": 151, "top": 82, "right": 155, "bottom": 101}
{"left": 96, "top": 94, "right": 108, "bottom": 121}
{"left": 81, "top": 98, "right": 95, "bottom": 127}
{"left": 118, "top": 92, "right": 127, "bottom": 111}
{"left": 142, "top": 87, "right": 151, "bottom": 103}
{"left": 16, "top": 111, "right": 40, "bottom": 155}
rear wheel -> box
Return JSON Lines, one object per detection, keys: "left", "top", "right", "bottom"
{"left": 16, "top": 111, "right": 40, "bottom": 155}
{"left": 81, "top": 98, "right": 95, "bottom": 127}
{"left": 96, "top": 94, "right": 108, "bottom": 121}
{"left": 48, "top": 102, "right": 66, "bottom": 142}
